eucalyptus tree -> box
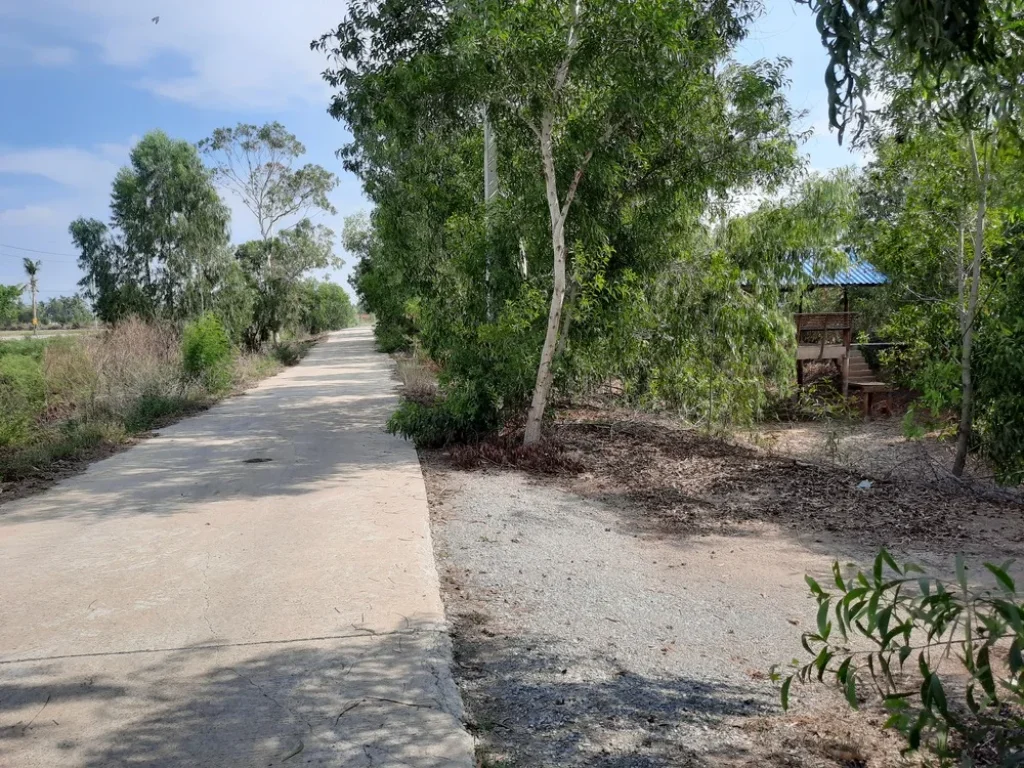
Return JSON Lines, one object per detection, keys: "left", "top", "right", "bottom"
{"left": 199, "top": 122, "right": 339, "bottom": 341}
{"left": 198, "top": 122, "right": 338, "bottom": 242}
{"left": 111, "top": 130, "right": 231, "bottom": 319}
{"left": 317, "top": 0, "right": 802, "bottom": 446}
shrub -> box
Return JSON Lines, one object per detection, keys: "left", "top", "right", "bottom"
{"left": 0, "top": 354, "right": 46, "bottom": 446}
{"left": 182, "top": 313, "right": 234, "bottom": 392}
{"left": 270, "top": 340, "right": 308, "bottom": 367}
{"left": 43, "top": 337, "right": 99, "bottom": 418}
{"left": 232, "top": 352, "right": 282, "bottom": 389}
{"left": 298, "top": 280, "right": 357, "bottom": 334}
{"left": 387, "top": 384, "right": 501, "bottom": 448}
{"left": 774, "top": 552, "right": 1024, "bottom": 765}
{"left": 395, "top": 352, "right": 438, "bottom": 405}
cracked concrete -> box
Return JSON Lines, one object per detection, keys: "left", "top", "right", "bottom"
{"left": 0, "top": 328, "right": 474, "bottom": 767}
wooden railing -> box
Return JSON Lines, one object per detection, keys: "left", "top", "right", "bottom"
{"left": 793, "top": 312, "right": 855, "bottom": 334}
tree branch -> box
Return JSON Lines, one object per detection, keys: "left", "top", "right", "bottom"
{"left": 552, "top": 0, "right": 582, "bottom": 94}
{"left": 558, "top": 120, "right": 619, "bottom": 223}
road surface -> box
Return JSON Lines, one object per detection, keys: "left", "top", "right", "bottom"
{"left": 0, "top": 328, "right": 473, "bottom": 767}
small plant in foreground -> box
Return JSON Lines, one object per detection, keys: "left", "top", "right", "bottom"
{"left": 773, "top": 551, "right": 1024, "bottom": 765}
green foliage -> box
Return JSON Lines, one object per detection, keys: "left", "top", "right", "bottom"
{"left": 855, "top": 126, "right": 1024, "bottom": 478}
{"left": 0, "top": 285, "right": 22, "bottom": 325}
{"left": 0, "top": 353, "right": 46, "bottom": 446}
{"left": 974, "top": 222, "right": 1024, "bottom": 482}
{"left": 37, "top": 295, "right": 93, "bottom": 327}
{"left": 181, "top": 314, "right": 233, "bottom": 392}
{"left": 316, "top": 0, "right": 807, "bottom": 444}
{"left": 123, "top": 393, "right": 195, "bottom": 433}
{"left": 387, "top": 388, "right": 502, "bottom": 448}
{"left": 209, "top": 261, "right": 257, "bottom": 345}
{"left": 270, "top": 340, "right": 312, "bottom": 367}
{"left": 775, "top": 553, "right": 1024, "bottom": 764}
{"left": 800, "top": 0, "right": 1024, "bottom": 139}
{"left": 236, "top": 220, "right": 340, "bottom": 346}
{"left": 298, "top": 280, "right": 356, "bottom": 335}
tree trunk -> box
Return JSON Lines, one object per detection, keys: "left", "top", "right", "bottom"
{"left": 953, "top": 131, "right": 988, "bottom": 477}
{"left": 524, "top": 114, "right": 567, "bottom": 446}
{"left": 31, "top": 283, "right": 37, "bottom": 333}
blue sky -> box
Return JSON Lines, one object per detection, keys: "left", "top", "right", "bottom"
{"left": 0, "top": 0, "right": 864, "bottom": 303}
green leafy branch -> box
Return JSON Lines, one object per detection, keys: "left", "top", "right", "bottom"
{"left": 772, "top": 550, "right": 1024, "bottom": 763}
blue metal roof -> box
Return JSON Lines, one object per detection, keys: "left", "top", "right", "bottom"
{"left": 802, "top": 248, "right": 887, "bottom": 287}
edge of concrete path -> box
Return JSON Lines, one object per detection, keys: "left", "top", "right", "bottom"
{"left": 277, "top": 327, "right": 478, "bottom": 764}
{"left": 1, "top": 328, "right": 478, "bottom": 766}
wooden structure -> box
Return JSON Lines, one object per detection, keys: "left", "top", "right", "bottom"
{"left": 795, "top": 311, "right": 854, "bottom": 393}
{"left": 793, "top": 252, "right": 892, "bottom": 414}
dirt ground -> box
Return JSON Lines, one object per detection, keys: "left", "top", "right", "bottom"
{"left": 423, "top": 413, "right": 1023, "bottom": 767}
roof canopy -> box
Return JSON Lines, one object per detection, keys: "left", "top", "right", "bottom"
{"left": 802, "top": 248, "right": 887, "bottom": 287}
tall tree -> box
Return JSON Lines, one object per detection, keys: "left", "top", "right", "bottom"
{"left": 69, "top": 218, "right": 142, "bottom": 323}
{"left": 235, "top": 220, "right": 340, "bottom": 345}
{"left": 199, "top": 122, "right": 339, "bottom": 341}
{"left": 199, "top": 122, "right": 338, "bottom": 240}
{"left": 317, "top": 0, "right": 800, "bottom": 446}
{"left": 111, "top": 130, "right": 231, "bottom": 319}
{"left": 22, "top": 258, "right": 40, "bottom": 332}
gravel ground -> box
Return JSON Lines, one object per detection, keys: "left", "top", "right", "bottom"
{"left": 427, "top": 468, "right": 915, "bottom": 767}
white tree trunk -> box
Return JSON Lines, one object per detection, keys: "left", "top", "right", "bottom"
{"left": 524, "top": 113, "right": 567, "bottom": 446}
{"left": 953, "top": 131, "right": 988, "bottom": 477}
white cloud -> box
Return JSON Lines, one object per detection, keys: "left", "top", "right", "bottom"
{"left": 0, "top": 146, "right": 122, "bottom": 192}
{"left": 0, "top": 32, "right": 77, "bottom": 69}
{"left": 13, "top": 0, "right": 342, "bottom": 109}
{"left": 0, "top": 142, "right": 134, "bottom": 286}
{"left": 0, "top": 203, "right": 62, "bottom": 228}
{"left": 30, "top": 45, "right": 76, "bottom": 67}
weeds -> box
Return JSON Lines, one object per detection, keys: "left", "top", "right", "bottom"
{"left": 394, "top": 350, "right": 438, "bottom": 405}
{"left": 0, "top": 317, "right": 313, "bottom": 492}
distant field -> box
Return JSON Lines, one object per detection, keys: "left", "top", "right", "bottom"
{"left": 0, "top": 329, "right": 97, "bottom": 341}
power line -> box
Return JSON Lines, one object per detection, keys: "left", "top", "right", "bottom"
{"left": 0, "top": 250, "right": 79, "bottom": 265}
{"left": 0, "top": 242, "right": 79, "bottom": 258}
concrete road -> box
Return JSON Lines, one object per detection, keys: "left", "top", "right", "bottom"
{"left": 0, "top": 328, "right": 474, "bottom": 767}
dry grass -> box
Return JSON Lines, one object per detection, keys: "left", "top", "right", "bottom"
{"left": 394, "top": 349, "right": 439, "bottom": 405}
{"left": 1, "top": 318, "right": 305, "bottom": 500}
{"left": 232, "top": 352, "right": 282, "bottom": 390}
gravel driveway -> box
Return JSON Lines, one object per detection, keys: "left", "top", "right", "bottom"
{"left": 426, "top": 467, "right": 920, "bottom": 767}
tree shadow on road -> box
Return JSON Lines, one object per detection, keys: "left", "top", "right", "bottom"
{"left": 2, "top": 620, "right": 471, "bottom": 768}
